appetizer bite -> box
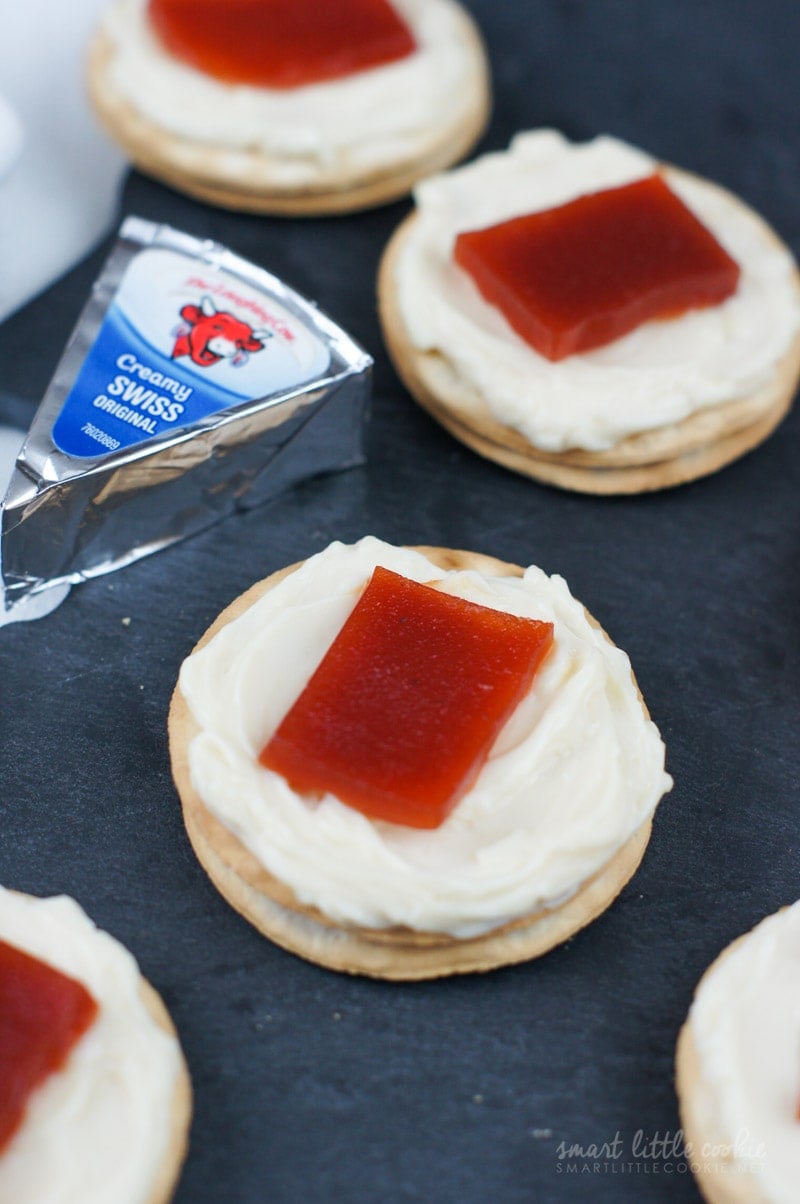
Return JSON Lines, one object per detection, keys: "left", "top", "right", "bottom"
{"left": 87, "top": 0, "right": 491, "bottom": 214}
{"left": 379, "top": 131, "right": 800, "bottom": 492}
{"left": 0, "top": 887, "right": 191, "bottom": 1204}
{"left": 169, "top": 537, "right": 672, "bottom": 978}
{"left": 677, "top": 901, "right": 800, "bottom": 1204}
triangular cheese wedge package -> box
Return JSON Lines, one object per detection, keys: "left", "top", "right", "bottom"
{"left": 1, "top": 218, "right": 371, "bottom": 620}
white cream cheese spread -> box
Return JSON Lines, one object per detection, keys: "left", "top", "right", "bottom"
{"left": 0, "top": 889, "right": 182, "bottom": 1204}
{"left": 395, "top": 131, "right": 800, "bottom": 452}
{"left": 687, "top": 902, "right": 800, "bottom": 1203}
{"left": 102, "top": 0, "right": 486, "bottom": 186}
{"left": 180, "top": 537, "right": 672, "bottom": 938}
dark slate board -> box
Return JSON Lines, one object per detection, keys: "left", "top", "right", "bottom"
{"left": 2, "top": 2, "right": 799, "bottom": 1200}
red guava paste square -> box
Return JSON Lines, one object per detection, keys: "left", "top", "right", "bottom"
{"left": 453, "top": 173, "right": 741, "bottom": 361}
{"left": 0, "top": 939, "right": 98, "bottom": 1153}
{"left": 149, "top": 0, "right": 417, "bottom": 89}
{"left": 260, "top": 566, "right": 554, "bottom": 829}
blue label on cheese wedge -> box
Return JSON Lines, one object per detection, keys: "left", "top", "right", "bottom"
{"left": 52, "top": 248, "right": 331, "bottom": 458}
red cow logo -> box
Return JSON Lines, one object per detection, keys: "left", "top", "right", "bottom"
{"left": 172, "top": 295, "right": 272, "bottom": 368}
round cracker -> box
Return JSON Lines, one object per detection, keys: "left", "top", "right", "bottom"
{"left": 86, "top": 6, "right": 491, "bottom": 216}
{"left": 4, "top": 890, "right": 192, "bottom": 1203}
{"left": 674, "top": 918, "right": 791, "bottom": 1204}
{"left": 378, "top": 185, "right": 800, "bottom": 494}
{"left": 169, "top": 546, "right": 659, "bottom": 979}
{"left": 675, "top": 1024, "right": 765, "bottom": 1204}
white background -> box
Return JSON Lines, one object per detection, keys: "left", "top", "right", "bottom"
{"left": 0, "top": 0, "right": 126, "bottom": 323}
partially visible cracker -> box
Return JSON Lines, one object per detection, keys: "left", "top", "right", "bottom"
{"left": 675, "top": 927, "right": 778, "bottom": 1204}
{"left": 3, "top": 890, "right": 192, "bottom": 1203}
{"left": 86, "top": 9, "right": 491, "bottom": 216}
{"left": 169, "top": 547, "right": 658, "bottom": 979}
{"left": 378, "top": 190, "right": 800, "bottom": 494}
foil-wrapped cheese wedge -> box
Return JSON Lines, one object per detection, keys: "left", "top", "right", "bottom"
{"left": 1, "top": 218, "right": 371, "bottom": 617}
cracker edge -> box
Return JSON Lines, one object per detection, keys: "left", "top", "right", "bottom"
{"left": 168, "top": 546, "right": 660, "bottom": 980}
{"left": 377, "top": 185, "right": 800, "bottom": 494}
{"left": 139, "top": 978, "right": 193, "bottom": 1204}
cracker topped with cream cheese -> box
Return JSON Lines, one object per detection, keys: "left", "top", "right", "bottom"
{"left": 87, "top": 0, "right": 491, "bottom": 215}
{"left": 677, "top": 901, "right": 800, "bottom": 1204}
{"left": 0, "top": 887, "right": 191, "bottom": 1204}
{"left": 378, "top": 131, "right": 800, "bottom": 493}
{"left": 169, "top": 537, "right": 672, "bottom": 979}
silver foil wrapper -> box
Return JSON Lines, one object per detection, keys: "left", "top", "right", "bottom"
{"left": 1, "top": 217, "right": 371, "bottom": 612}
